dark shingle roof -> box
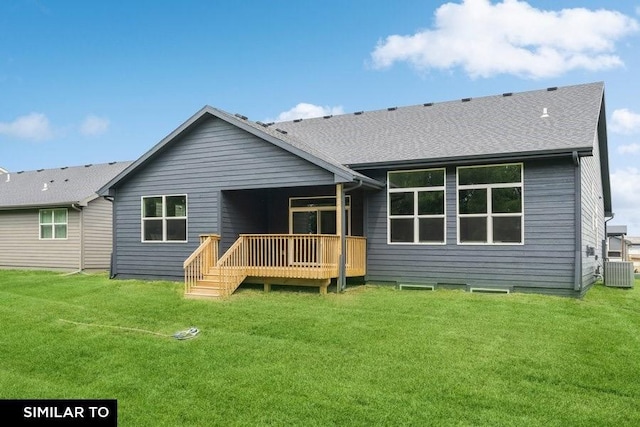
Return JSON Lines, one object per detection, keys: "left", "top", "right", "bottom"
{"left": 271, "top": 82, "right": 604, "bottom": 166}
{"left": 0, "top": 161, "right": 132, "bottom": 209}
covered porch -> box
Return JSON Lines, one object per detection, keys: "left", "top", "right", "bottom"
{"left": 183, "top": 183, "right": 373, "bottom": 299}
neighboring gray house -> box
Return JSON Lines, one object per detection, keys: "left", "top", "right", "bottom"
{"left": 100, "top": 82, "right": 611, "bottom": 298}
{"left": 0, "top": 162, "right": 131, "bottom": 271}
{"left": 606, "top": 225, "right": 629, "bottom": 261}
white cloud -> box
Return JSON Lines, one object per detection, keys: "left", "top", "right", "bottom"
{"left": 611, "top": 108, "right": 640, "bottom": 134}
{"left": 273, "top": 103, "right": 344, "bottom": 122}
{"left": 80, "top": 115, "right": 110, "bottom": 137}
{"left": 610, "top": 168, "right": 640, "bottom": 234}
{"left": 618, "top": 143, "right": 640, "bottom": 154}
{"left": 0, "top": 112, "right": 54, "bottom": 141}
{"left": 370, "top": 0, "right": 639, "bottom": 79}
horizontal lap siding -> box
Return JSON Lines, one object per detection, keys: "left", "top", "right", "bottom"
{"left": 0, "top": 209, "right": 80, "bottom": 270}
{"left": 82, "top": 198, "right": 114, "bottom": 269}
{"left": 113, "top": 117, "right": 337, "bottom": 281}
{"left": 364, "top": 159, "right": 577, "bottom": 291}
{"left": 581, "top": 134, "right": 605, "bottom": 288}
{"left": 220, "top": 190, "right": 268, "bottom": 251}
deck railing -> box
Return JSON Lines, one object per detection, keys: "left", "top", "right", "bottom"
{"left": 216, "top": 234, "right": 366, "bottom": 294}
{"left": 345, "top": 236, "right": 367, "bottom": 276}
{"left": 184, "top": 234, "right": 367, "bottom": 297}
{"left": 183, "top": 234, "right": 220, "bottom": 294}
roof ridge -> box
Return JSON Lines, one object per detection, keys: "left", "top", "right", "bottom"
{"left": 272, "top": 81, "right": 604, "bottom": 125}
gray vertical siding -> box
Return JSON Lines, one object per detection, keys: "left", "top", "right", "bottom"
{"left": 580, "top": 134, "right": 605, "bottom": 289}
{"left": 0, "top": 208, "right": 81, "bottom": 270}
{"left": 113, "top": 116, "right": 338, "bottom": 280}
{"left": 82, "top": 197, "right": 115, "bottom": 270}
{"left": 363, "top": 159, "right": 578, "bottom": 294}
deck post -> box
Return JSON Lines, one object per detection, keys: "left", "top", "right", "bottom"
{"left": 336, "top": 183, "right": 346, "bottom": 292}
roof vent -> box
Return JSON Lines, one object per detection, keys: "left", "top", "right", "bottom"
{"left": 547, "top": 87, "right": 558, "bottom": 91}
{"left": 60, "top": 166, "right": 68, "bottom": 170}
{"left": 234, "top": 113, "right": 248, "bottom": 120}
{"left": 42, "top": 183, "right": 48, "bottom": 191}
{"left": 323, "top": 115, "right": 333, "bottom": 119}
{"left": 354, "top": 111, "right": 364, "bottom": 115}
{"left": 293, "top": 118, "right": 303, "bottom": 123}
{"left": 64, "top": 179, "right": 69, "bottom": 182}
{"left": 37, "top": 169, "right": 44, "bottom": 172}
{"left": 108, "top": 162, "right": 116, "bottom": 165}
{"left": 17, "top": 171, "right": 24, "bottom": 174}
{"left": 84, "top": 164, "right": 92, "bottom": 167}
{"left": 49, "top": 180, "right": 54, "bottom": 183}
{"left": 387, "top": 107, "right": 397, "bottom": 111}
{"left": 275, "top": 128, "right": 288, "bottom": 135}
{"left": 423, "top": 103, "right": 434, "bottom": 107}
{"left": 265, "top": 122, "right": 274, "bottom": 127}
{"left": 541, "top": 107, "right": 549, "bottom": 118}
{"left": 461, "top": 98, "right": 471, "bottom": 102}
{"left": 502, "top": 92, "right": 513, "bottom": 97}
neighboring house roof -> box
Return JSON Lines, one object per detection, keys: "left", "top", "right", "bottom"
{"left": 628, "top": 236, "right": 640, "bottom": 245}
{"left": 607, "top": 225, "right": 628, "bottom": 236}
{"left": 99, "top": 82, "right": 610, "bottom": 212}
{"left": 0, "top": 161, "right": 132, "bottom": 210}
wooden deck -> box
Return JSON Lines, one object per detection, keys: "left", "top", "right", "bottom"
{"left": 184, "top": 234, "right": 366, "bottom": 299}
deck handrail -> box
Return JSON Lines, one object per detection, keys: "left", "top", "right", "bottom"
{"left": 218, "top": 234, "right": 365, "bottom": 278}
{"left": 183, "top": 234, "right": 220, "bottom": 294}
{"left": 185, "top": 234, "right": 366, "bottom": 298}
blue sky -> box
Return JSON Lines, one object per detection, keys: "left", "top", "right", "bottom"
{"left": 1, "top": 0, "right": 639, "bottom": 233}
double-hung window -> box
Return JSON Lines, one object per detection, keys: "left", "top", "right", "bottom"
{"left": 40, "top": 208, "right": 68, "bottom": 239}
{"left": 457, "top": 164, "right": 523, "bottom": 244}
{"left": 388, "top": 169, "right": 446, "bottom": 244}
{"left": 142, "top": 195, "right": 187, "bottom": 242}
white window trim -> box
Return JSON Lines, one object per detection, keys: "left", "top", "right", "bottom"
{"left": 387, "top": 168, "right": 447, "bottom": 245}
{"left": 456, "top": 163, "right": 524, "bottom": 245}
{"left": 39, "top": 208, "right": 68, "bottom": 240}
{"left": 288, "top": 195, "right": 351, "bottom": 235}
{"left": 141, "top": 194, "right": 188, "bottom": 243}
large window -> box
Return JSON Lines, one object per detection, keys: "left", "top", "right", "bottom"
{"left": 40, "top": 208, "right": 68, "bottom": 239}
{"left": 142, "top": 195, "right": 187, "bottom": 242}
{"left": 457, "top": 164, "right": 523, "bottom": 244}
{"left": 388, "top": 169, "right": 446, "bottom": 244}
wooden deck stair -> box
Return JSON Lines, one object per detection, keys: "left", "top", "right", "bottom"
{"left": 184, "top": 234, "right": 366, "bottom": 300}
{"left": 184, "top": 268, "right": 241, "bottom": 299}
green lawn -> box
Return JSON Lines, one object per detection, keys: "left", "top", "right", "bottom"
{"left": 1, "top": 270, "right": 639, "bottom": 426}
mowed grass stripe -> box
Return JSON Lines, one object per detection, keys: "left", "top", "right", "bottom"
{"left": 1, "top": 270, "right": 639, "bottom": 426}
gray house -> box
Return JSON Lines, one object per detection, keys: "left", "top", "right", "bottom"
{"left": 100, "top": 82, "right": 611, "bottom": 298}
{"left": 0, "top": 162, "right": 131, "bottom": 271}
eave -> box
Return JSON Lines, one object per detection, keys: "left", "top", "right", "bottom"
{"left": 348, "top": 147, "right": 594, "bottom": 171}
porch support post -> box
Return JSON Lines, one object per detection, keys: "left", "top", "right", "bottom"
{"left": 336, "top": 183, "right": 346, "bottom": 292}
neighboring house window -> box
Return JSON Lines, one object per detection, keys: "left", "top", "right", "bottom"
{"left": 40, "top": 208, "right": 68, "bottom": 239}
{"left": 388, "top": 168, "right": 446, "bottom": 244}
{"left": 457, "top": 164, "right": 523, "bottom": 244}
{"left": 142, "top": 195, "right": 187, "bottom": 242}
